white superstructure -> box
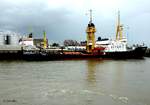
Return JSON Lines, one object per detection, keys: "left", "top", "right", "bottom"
{"left": 19, "top": 37, "right": 34, "bottom": 46}
{"left": 96, "top": 37, "right": 127, "bottom": 52}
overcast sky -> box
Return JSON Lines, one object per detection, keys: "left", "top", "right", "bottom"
{"left": 0, "top": 0, "right": 150, "bottom": 45}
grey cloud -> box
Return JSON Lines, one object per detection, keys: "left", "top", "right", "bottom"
{"left": 0, "top": 0, "right": 76, "bottom": 42}
{"left": 0, "top": 0, "right": 150, "bottom": 46}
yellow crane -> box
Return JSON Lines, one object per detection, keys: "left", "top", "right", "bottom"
{"left": 86, "top": 9, "right": 96, "bottom": 53}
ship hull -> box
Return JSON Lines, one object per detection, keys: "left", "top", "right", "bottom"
{"left": 0, "top": 51, "right": 23, "bottom": 60}
{"left": 102, "top": 46, "right": 147, "bottom": 59}
{"left": 22, "top": 52, "right": 102, "bottom": 61}
{"left": 0, "top": 46, "right": 147, "bottom": 61}
{"left": 22, "top": 47, "right": 147, "bottom": 61}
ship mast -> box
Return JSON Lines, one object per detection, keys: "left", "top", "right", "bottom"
{"left": 86, "top": 9, "right": 96, "bottom": 53}
{"left": 116, "top": 11, "right": 123, "bottom": 40}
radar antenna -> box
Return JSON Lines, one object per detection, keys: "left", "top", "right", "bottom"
{"left": 89, "top": 9, "right": 93, "bottom": 23}
{"left": 116, "top": 10, "right": 123, "bottom": 40}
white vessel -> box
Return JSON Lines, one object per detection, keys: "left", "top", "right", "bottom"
{"left": 95, "top": 11, "right": 147, "bottom": 58}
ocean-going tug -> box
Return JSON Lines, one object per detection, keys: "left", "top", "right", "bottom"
{"left": 22, "top": 10, "right": 105, "bottom": 60}
{"left": 96, "top": 11, "right": 147, "bottom": 59}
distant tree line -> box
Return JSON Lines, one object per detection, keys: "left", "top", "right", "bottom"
{"left": 63, "top": 40, "right": 80, "bottom": 46}
{"left": 51, "top": 39, "right": 87, "bottom": 47}
{"left": 51, "top": 43, "right": 60, "bottom": 47}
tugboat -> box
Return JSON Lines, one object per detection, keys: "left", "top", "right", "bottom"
{"left": 95, "top": 11, "right": 147, "bottom": 59}
{"left": 22, "top": 10, "right": 105, "bottom": 61}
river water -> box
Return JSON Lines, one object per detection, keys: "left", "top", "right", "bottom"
{"left": 0, "top": 58, "right": 150, "bottom": 105}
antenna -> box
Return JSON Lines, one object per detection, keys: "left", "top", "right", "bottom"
{"left": 116, "top": 10, "right": 121, "bottom": 40}
{"left": 118, "top": 10, "right": 120, "bottom": 27}
{"left": 89, "top": 9, "right": 92, "bottom": 23}
{"left": 28, "top": 25, "right": 33, "bottom": 33}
